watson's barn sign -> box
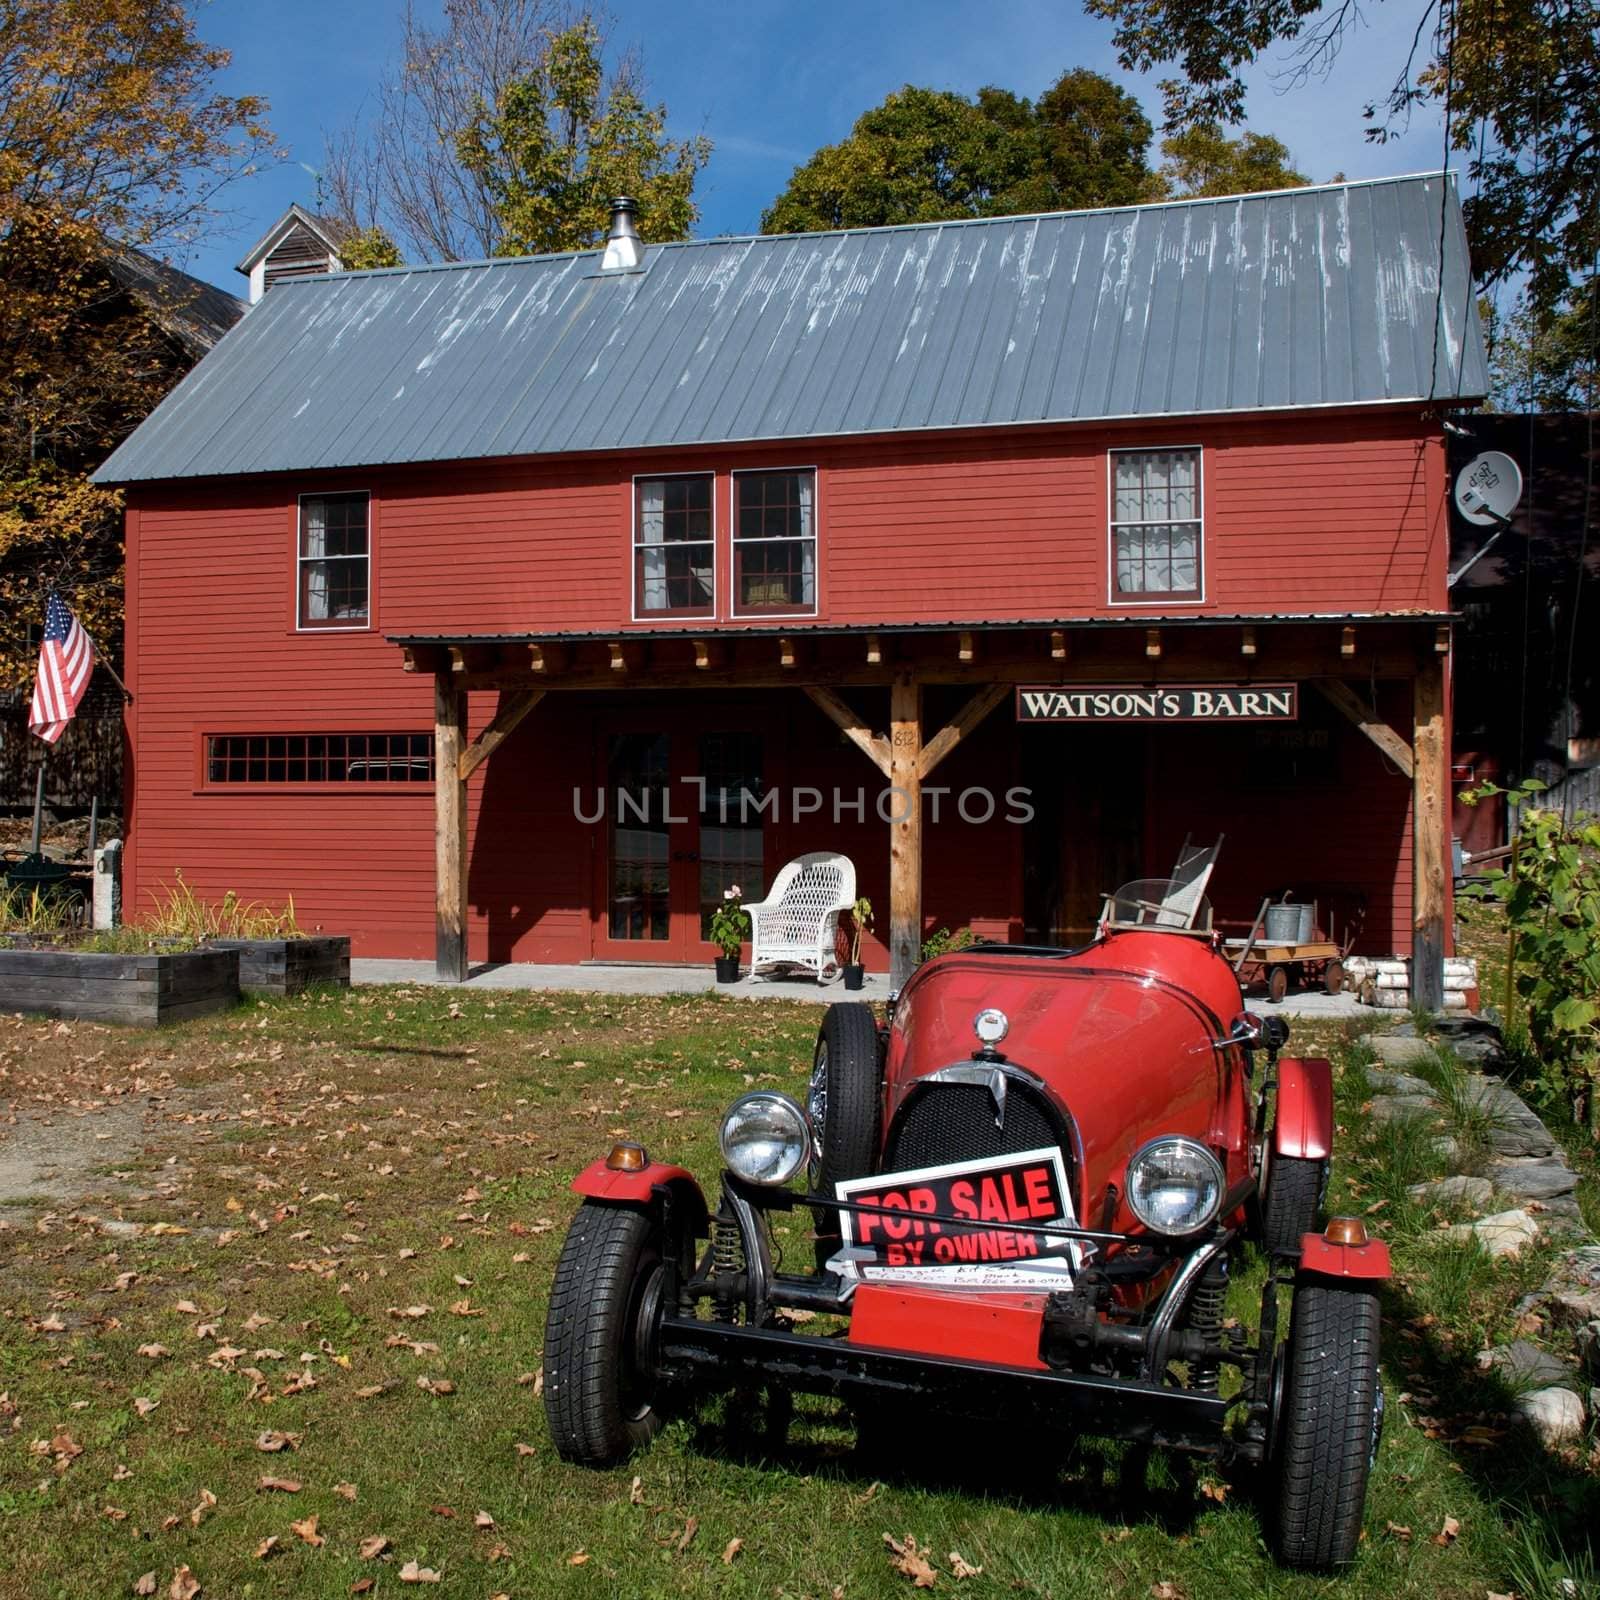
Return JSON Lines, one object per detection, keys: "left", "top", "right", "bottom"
{"left": 1017, "top": 684, "right": 1298, "bottom": 723}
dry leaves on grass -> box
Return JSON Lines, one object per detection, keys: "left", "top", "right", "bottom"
{"left": 132, "top": 1575, "right": 156, "bottom": 1597}
{"left": 1433, "top": 1516, "right": 1462, "bottom": 1547}
{"left": 513, "top": 1442, "right": 536, "bottom": 1457}
{"left": 137, "top": 1343, "right": 170, "bottom": 1359}
{"left": 449, "top": 1299, "right": 484, "bottom": 1317}
{"left": 169, "top": 1568, "right": 201, "bottom": 1600}
{"left": 133, "top": 1398, "right": 158, "bottom": 1418}
{"left": 949, "top": 1551, "right": 982, "bottom": 1578}
{"left": 334, "top": 1482, "right": 357, "bottom": 1501}
{"left": 290, "top": 1515, "right": 324, "bottom": 1548}
{"left": 258, "top": 1476, "right": 302, "bottom": 1493}
{"left": 387, "top": 1305, "right": 432, "bottom": 1320}
{"left": 1386, "top": 1521, "right": 1414, "bottom": 1540}
{"left": 567, "top": 1551, "right": 590, "bottom": 1566}
{"left": 675, "top": 1517, "right": 698, "bottom": 1553}
{"left": 474, "top": 1510, "right": 495, "bottom": 1529}
{"left": 416, "top": 1376, "right": 455, "bottom": 1396}
{"left": 399, "top": 1560, "right": 441, "bottom": 1582}
{"left": 254, "top": 1430, "right": 300, "bottom": 1453}
{"left": 189, "top": 1488, "right": 217, "bottom": 1527}
{"left": 254, "top": 1536, "right": 279, "bottom": 1560}
{"left": 359, "top": 1535, "right": 390, "bottom": 1559}
{"left": 1151, "top": 1584, "right": 1188, "bottom": 1600}
{"left": 885, "top": 1532, "right": 938, "bottom": 1588}
{"left": 629, "top": 1476, "right": 646, "bottom": 1505}
{"left": 722, "top": 1538, "right": 744, "bottom": 1565}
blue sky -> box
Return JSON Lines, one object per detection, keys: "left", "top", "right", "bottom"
{"left": 181, "top": 0, "right": 1452, "bottom": 295}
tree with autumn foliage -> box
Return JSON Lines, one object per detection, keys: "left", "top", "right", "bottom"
{"left": 324, "top": 1, "right": 709, "bottom": 263}
{"left": 0, "top": 0, "right": 274, "bottom": 691}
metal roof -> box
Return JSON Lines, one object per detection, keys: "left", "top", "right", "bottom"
{"left": 95, "top": 172, "right": 1488, "bottom": 485}
{"left": 106, "top": 248, "right": 246, "bottom": 358}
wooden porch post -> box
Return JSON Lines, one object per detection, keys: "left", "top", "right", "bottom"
{"left": 1411, "top": 655, "right": 1447, "bottom": 1012}
{"left": 888, "top": 673, "right": 922, "bottom": 989}
{"left": 434, "top": 672, "right": 468, "bottom": 982}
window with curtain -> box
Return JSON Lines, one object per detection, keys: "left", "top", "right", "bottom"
{"left": 732, "top": 469, "right": 816, "bottom": 616}
{"left": 1110, "top": 449, "right": 1202, "bottom": 601}
{"left": 634, "top": 474, "right": 714, "bottom": 616}
{"left": 298, "top": 493, "right": 371, "bottom": 627}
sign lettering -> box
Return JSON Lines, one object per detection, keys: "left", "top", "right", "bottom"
{"left": 1016, "top": 683, "right": 1298, "bottom": 724}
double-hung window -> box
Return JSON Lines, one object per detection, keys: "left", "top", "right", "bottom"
{"left": 1110, "top": 449, "right": 1202, "bottom": 601}
{"left": 733, "top": 468, "right": 816, "bottom": 616}
{"left": 298, "top": 492, "right": 370, "bottom": 627}
{"left": 635, "top": 474, "right": 714, "bottom": 616}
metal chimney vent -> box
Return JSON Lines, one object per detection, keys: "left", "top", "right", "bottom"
{"left": 600, "top": 196, "right": 643, "bottom": 273}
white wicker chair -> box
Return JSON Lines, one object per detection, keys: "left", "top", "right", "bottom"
{"left": 745, "top": 853, "right": 856, "bottom": 983}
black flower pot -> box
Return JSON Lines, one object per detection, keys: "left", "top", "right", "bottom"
{"left": 843, "top": 963, "right": 865, "bottom": 991}
{"left": 714, "top": 955, "right": 741, "bottom": 983}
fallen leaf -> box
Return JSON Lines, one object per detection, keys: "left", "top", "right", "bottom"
{"left": 258, "top": 1476, "right": 302, "bottom": 1493}
{"left": 255, "top": 1430, "right": 300, "bottom": 1453}
{"left": 474, "top": 1510, "right": 495, "bottom": 1529}
{"left": 387, "top": 1305, "right": 431, "bottom": 1320}
{"left": 350, "top": 1582, "right": 375, "bottom": 1596}
{"left": 676, "top": 1516, "right": 698, "bottom": 1553}
{"left": 1385, "top": 1521, "right": 1413, "bottom": 1540}
{"left": 514, "top": 1442, "right": 536, "bottom": 1457}
{"left": 949, "top": 1551, "right": 982, "bottom": 1579}
{"left": 174, "top": 1301, "right": 201, "bottom": 1315}
{"left": 133, "top": 1398, "right": 158, "bottom": 1418}
{"left": 334, "top": 1482, "right": 358, "bottom": 1501}
{"left": 50, "top": 1430, "right": 84, "bottom": 1462}
{"left": 37, "top": 1314, "right": 66, "bottom": 1333}
{"left": 430, "top": 1505, "right": 456, "bottom": 1519}
{"left": 1151, "top": 1584, "right": 1187, "bottom": 1600}
{"left": 722, "top": 1537, "right": 744, "bottom": 1565}
{"left": 133, "top": 1576, "right": 157, "bottom": 1597}
{"left": 885, "top": 1532, "right": 938, "bottom": 1588}
{"left": 137, "top": 1344, "right": 170, "bottom": 1360}
{"left": 629, "top": 1476, "right": 645, "bottom": 1505}
{"left": 169, "top": 1568, "right": 201, "bottom": 1600}
{"left": 291, "top": 1515, "right": 324, "bottom": 1548}
{"left": 399, "top": 1560, "right": 441, "bottom": 1582}
{"left": 567, "top": 1551, "right": 589, "bottom": 1567}
{"left": 359, "top": 1535, "right": 390, "bottom": 1559}
{"left": 189, "top": 1487, "right": 217, "bottom": 1527}
{"left": 1198, "top": 1479, "right": 1228, "bottom": 1504}
{"left": 1433, "top": 1516, "right": 1462, "bottom": 1547}
{"left": 355, "top": 1383, "right": 392, "bottom": 1398}
{"left": 416, "top": 1376, "right": 455, "bottom": 1396}
{"left": 449, "top": 1299, "right": 484, "bottom": 1317}
{"left": 241, "top": 1312, "right": 273, "bottom": 1333}
{"left": 254, "top": 1536, "right": 280, "bottom": 1560}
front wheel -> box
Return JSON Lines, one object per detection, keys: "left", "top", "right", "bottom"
{"left": 544, "top": 1202, "right": 666, "bottom": 1466}
{"left": 1271, "top": 1282, "right": 1384, "bottom": 1569}
{"left": 1260, "top": 1153, "right": 1325, "bottom": 1255}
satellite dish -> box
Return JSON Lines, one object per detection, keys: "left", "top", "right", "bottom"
{"left": 1454, "top": 451, "right": 1523, "bottom": 527}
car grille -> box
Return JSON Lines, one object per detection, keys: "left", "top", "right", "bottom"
{"left": 884, "top": 1081, "right": 1068, "bottom": 1174}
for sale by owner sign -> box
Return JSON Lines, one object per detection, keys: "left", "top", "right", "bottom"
{"left": 833, "top": 1147, "right": 1079, "bottom": 1291}
{"left": 1017, "top": 683, "right": 1298, "bottom": 723}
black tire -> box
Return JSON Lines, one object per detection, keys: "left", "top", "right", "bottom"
{"left": 543, "top": 1202, "right": 666, "bottom": 1467}
{"left": 1261, "top": 1153, "right": 1325, "bottom": 1255}
{"left": 807, "top": 1003, "right": 883, "bottom": 1266}
{"left": 1271, "top": 1282, "right": 1384, "bottom": 1570}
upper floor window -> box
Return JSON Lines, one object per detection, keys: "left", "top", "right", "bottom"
{"left": 1110, "top": 449, "right": 1202, "bottom": 602}
{"left": 635, "top": 474, "right": 714, "bottom": 616}
{"left": 299, "top": 492, "right": 370, "bottom": 628}
{"left": 733, "top": 468, "right": 816, "bottom": 616}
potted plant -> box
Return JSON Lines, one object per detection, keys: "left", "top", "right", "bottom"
{"left": 709, "top": 884, "right": 748, "bottom": 983}
{"left": 843, "top": 896, "right": 873, "bottom": 990}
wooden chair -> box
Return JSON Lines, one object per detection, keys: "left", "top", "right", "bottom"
{"left": 746, "top": 852, "right": 856, "bottom": 983}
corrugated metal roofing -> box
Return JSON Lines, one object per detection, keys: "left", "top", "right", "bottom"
{"left": 95, "top": 172, "right": 1488, "bottom": 485}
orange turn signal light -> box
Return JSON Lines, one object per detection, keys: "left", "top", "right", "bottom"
{"left": 1323, "top": 1216, "right": 1368, "bottom": 1246}
{"left": 605, "top": 1141, "right": 648, "bottom": 1173}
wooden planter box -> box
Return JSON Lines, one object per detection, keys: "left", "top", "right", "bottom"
{"left": 0, "top": 945, "right": 240, "bottom": 1025}
{"left": 206, "top": 936, "right": 351, "bottom": 996}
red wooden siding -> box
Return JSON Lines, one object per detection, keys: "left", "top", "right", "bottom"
{"left": 121, "top": 409, "right": 1446, "bottom": 963}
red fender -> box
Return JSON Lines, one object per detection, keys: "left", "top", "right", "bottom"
{"left": 570, "top": 1158, "right": 710, "bottom": 1236}
{"left": 1297, "top": 1233, "right": 1391, "bottom": 1281}
{"left": 1273, "top": 1056, "right": 1334, "bottom": 1161}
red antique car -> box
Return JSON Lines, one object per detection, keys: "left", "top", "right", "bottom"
{"left": 543, "top": 890, "right": 1388, "bottom": 1570}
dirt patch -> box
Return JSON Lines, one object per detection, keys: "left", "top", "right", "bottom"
{"left": 0, "top": 1098, "right": 148, "bottom": 1210}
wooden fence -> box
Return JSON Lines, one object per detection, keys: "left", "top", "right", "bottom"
{"left": 0, "top": 682, "right": 124, "bottom": 814}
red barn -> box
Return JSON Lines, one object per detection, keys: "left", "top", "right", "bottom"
{"left": 94, "top": 175, "right": 1487, "bottom": 999}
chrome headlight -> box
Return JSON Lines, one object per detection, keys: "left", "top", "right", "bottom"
{"left": 1125, "top": 1136, "right": 1225, "bottom": 1236}
{"left": 719, "top": 1091, "right": 810, "bottom": 1186}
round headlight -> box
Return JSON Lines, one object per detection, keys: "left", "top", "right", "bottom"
{"left": 719, "top": 1092, "right": 810, "bottom": 1186}
{"left": 1125, "top": 1137, "right": 1225, "bottom": 1236}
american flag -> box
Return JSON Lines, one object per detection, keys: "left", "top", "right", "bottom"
{"left": 28, "top": 593, "right": 95, "bottom": 744}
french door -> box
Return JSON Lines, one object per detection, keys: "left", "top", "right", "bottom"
{"left": 592, "top": 726, "right": 766, "bottom": 962}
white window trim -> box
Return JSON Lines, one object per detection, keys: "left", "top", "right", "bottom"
{"left": 296, "top": 490, "right": 373, "bottom": 632}
{"left": 730, "top": 465, "right": 820, "bottom": 621}
{"left": 1105, "top": 446, "right": 1206, "bottom": 608}
{"left": 630, "top": 471, "right": 718, "bottom": 623}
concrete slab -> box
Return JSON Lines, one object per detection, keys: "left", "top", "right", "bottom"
{"left": 351, "top": 958, "right": 891, "bottom": 1005}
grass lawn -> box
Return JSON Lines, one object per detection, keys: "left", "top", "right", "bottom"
{"left": 0, "top": 984, "right": 1595, "bottom": 1600}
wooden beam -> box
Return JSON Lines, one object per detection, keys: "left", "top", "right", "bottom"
{"left": 458, "top": 688, "right": 544, "bottom": 782}
{"left": 778, "top": 635, "right": 805, "bottom": 670}
{"left": 693, "top": 638, "right": 726, "bottom": 671}
{"left": 803, "top": 685, "right": 891, "bottom": 777}
{"left": 865, "top": 633, "right": 884, "bottom": 666}
{"left": 1050, "top": 629, "right": 1069, "bottom": 661}
{"left": 918, "top": 682, "right": 1010, "bottom": 780}
{"left": 402, "top": 644, "right": 448, "bottom": 675}
{"left": 1434, "top": 622, "right": 1451, "bottom": 655}
{"left": 1411, "top": 657, "right": 1448, "bottom": 1012}
{"left": 1340, "top": 626, "right": 1357, "bottom": 658}
{"left": 888, "top": 673, "right": 923, "bottom": 990}
{"left": 608, "top": 640, "right": 645, "bottom": 673}
{"left": 527, "top": 642, "right": 568, "bottom": 675}
{"left": 1240, "top": 626, "right": 1257, "bottom": 658}
{"left": 1145, "top": 628, "right": 1161, "bottom": 659}
{"left": 957, "top": 630, "right": 977, "bottom": 664}
{"left": 1311, "top": 679, "right": 1414, "bottom": 778}
{"left": 434, "top": 674, "right": 468, "bottom": 983}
